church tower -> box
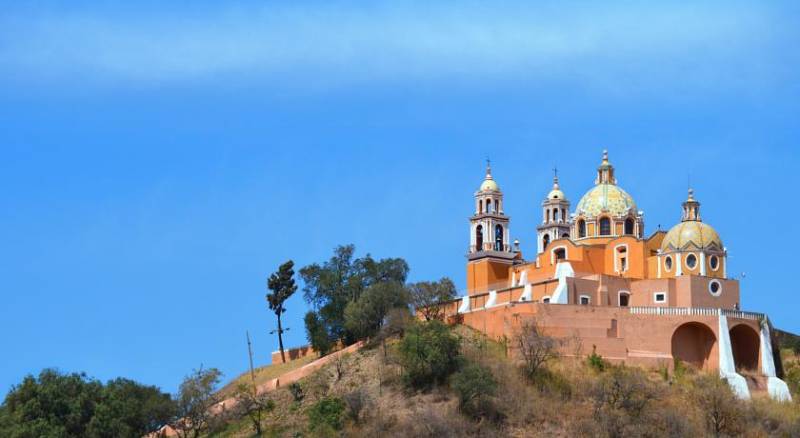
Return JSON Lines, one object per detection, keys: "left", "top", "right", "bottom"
{"left": 467, "top": 161, "right": 515, "bottom": 295}
{"left": 536, "top": 170, "right": 571, "bottom": 254}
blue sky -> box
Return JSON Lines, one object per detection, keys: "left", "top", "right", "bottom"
{"left": 1, "top": 1, "right": 799, "bottom": 395}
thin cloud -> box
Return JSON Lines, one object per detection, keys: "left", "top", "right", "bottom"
{"left": 0, "top": 3, "right": 792, "bottom": 90}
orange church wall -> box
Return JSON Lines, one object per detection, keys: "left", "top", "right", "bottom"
{"left": 466, "top": 258, "right": 512, "bottom": 295}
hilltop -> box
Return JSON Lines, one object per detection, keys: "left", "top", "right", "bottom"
{"left": 203, "top": 324, "right": 800, "bottom": 437}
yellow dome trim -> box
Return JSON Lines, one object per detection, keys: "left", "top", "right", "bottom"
{"left": 576, "top": 183, "right": 636, "bottom": 218}
{"left": 661, "top": 221, "right": 723, "bottom": 252}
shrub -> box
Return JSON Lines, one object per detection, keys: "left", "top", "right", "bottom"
{"left": 288, "top": 382, "right": 304, "bottom": 403}
{"left": 307, "top": 397, "right": 345, "bottom": 433}
{"left": 532, "top": 368, "right": 573, "bottom": 400}
{"left": 451, "top": 363, "right": 498, "bottom": 420}
{"left": 515, "top": 320, "right": 559, "bottom": 380}
{"left": 398, "top": 321, "right": 461, "bottom": 389}
{"left": 343, "top": 389, "right": 370, "bottom": 424}
{"left": 591, "top": 366, "right": 657, "bottom": 418}
{"left": 690, "top": 375, "right": 744, "bottom": 437}
{"left": 587, "top": 345, "right": 608, "bottom": 372}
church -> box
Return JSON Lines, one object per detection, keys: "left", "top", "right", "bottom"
{"left": 439, "top": 151, "right": 792, "bottom": 401}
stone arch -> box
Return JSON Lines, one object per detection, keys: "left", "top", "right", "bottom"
{"left": 672, "top": 322, "right": 716, "bottom": 370}
{"left": 729, "top": 324, "right": 760, "bottom": 371}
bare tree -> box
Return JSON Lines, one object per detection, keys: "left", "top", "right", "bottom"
{"left": 514, "top": 320, "right": 560, "bottom": 380}
{"left": 233, "top": 383, "right": 275, "bottom": 436}
{"left": 409, "top": 278, "right": 457, "bottom": 321}
{"left": 171, "top": 367, "right": 223, "bottom": 438}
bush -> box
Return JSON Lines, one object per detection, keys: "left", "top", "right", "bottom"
{"left": 690, "top": 375, "right": 744, "bottom": 437}
{"left": 343, "top": 389, "right": 370, "bottom": 424}
{"left": 451, "top": 363, "right": 498, "bottom": 420}
{"left": 587, "top": 345, "right": 608, "bottom": 372}
{"left": 515, "top": 321, "right": 559, "bottom": 381}
{"left": 288, "top": 382, "right": 304, "bottom": 403}
{"left": 307, "top": 397, "right": 345, "bottom": 433}
{"left": 304, "top": 312, "right": 334, "bottom": 356}
{"left": 398, "top": 321, "right": 461, "bottom": 389}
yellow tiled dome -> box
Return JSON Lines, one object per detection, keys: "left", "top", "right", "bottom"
{"left": 661, "top": 221, "right": 723, "bottom": 251}
{"left": 480, "top": 178, "right": 499, "bottom": 192}
{"left": 576, "top": 183, "right": 636, "bottom": 218}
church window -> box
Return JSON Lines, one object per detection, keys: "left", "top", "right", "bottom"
{"left": 546, "top": 209, "right": 551, "bottom": 222}
{"left": 554, "top": 248, "right": 566, "bottom": 261}
{"left": 708, "top": 280, "right": 722, "bottom": 296}
{"left": 710, "top": 255, "right": 719, "bottom": 270}
{"left": 578, "top": 219, "right": 586, "bottom": 238}
{"left": 476, "top": 225, "right": 483, "bottom": 251}
{"left": 562, "top": 209, "right": 566, "bottom": 222}
{"left": 686, "top": 254, "right": 697, "bottom": 269}
{"left": 624, "top": 218, "right": 634, "bottom": 235}
{"left": 479, "top": 200, "right": 483, "bottom": 213}
{"left": 619, "top": 292, "right": 630, "bottom": 307}
{"left": 553, "top": 209, "right": 559, "bottom": 221}
{"left": 665, "top": 256, "right": 673, "bottom": 271}
{"left": 580, "top": 295, "right": 590, "bottom": 305}
{"left": 562, "top": 233, "right": 570, "bottom": 238}
{"left": 599, "top": 217, "right": 611, "bottom": 236}
{"left": 542, "top": 234, "right": 550, "bottom": 250}
{"left": 495, "top": 224, "right": 504, "bottom": 251}
{"left": 543, "top": 297, "right": 551, "bottom": 304}
{"left": 487, "top": 199, "right": 492, "bottom": 213}
{"left": 654, "top": 292, "right": 667, "bottom": 303}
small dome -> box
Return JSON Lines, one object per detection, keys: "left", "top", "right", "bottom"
{"left": 576, "top": 184, "right": 637, "bottom": 218}
{"left": 480, "top": 178, "right": 499, "bottom": 192}
{"left": 661, "top": 221, "right": 723, "bottom": 252}
{"left": 548, "top": 188, "right": 565, "bottom": 199}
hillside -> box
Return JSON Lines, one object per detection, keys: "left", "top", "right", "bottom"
{"left": 202, "top": 324, "right": 800, "bottom": 437}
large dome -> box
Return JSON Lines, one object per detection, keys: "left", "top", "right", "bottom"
{"left": 576, "top": 183, "right": 637, "bottom": 218}
{"left": 480, "top": 178, "right": 499, "bottom": 192}
{"left": 661, "top": 221, "right": 723, "bottom": 251}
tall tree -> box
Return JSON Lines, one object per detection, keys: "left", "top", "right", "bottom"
{"left": 267, "top": 260, "right": 298, "bottom": 364}
{"left": 300, "top": 245, "right": 408, "bottom": 346}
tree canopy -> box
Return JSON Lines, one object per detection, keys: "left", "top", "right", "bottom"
{"left": 0, "top": 369, "right": 174, "bottom": 438}
{"left": 300, "top": 245, "right": 408, "bottom": 346}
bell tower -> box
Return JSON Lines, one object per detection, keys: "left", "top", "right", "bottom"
{"left": 537, "top": 170, "right": 571, "bottom": 253}
{"left": 467, "top": 161, "right": 515, "bottom": 295}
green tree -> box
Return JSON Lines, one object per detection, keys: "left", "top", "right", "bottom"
{"left": 451, "top": 363, "right": 498, "bottom": 419}
{"left": 300, "top": 245, "right": 408, "bottom": 346}
{"left": 409, "top": 278, "right": 457, "bottom": 321}
{"left": 304, "top": 311, "right": 334, "bottom": 356}
{"left": 0, "top": 369, "right": 174, "bottom": 438}
{"left": 344, "top": 281, "right": 409, "bottom": 340}
{"left": 267, "top": 260, "right": 298, "bottom": 364}
{"left": 171, "top": 367, "right": 223, "bottom": 438}
{"left": 88, "top": 378, "right": 176, "bottom": 437}
{"left": 398, "top": 321, "right": 461, "bottom": 389}
{"left": 307, "top": 396, "right": 345, "bottom": 433}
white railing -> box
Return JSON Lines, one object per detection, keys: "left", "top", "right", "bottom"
{"left": 628, "top": 306, "right": 763, "bottom": 321}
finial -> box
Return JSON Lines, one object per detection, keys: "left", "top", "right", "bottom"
{"left": 602, "top": 149, "right": 609, "bottom": 163}
{"left": 687, "top": 187, "right": 695, "bottom": 201}
{"left": 485, "top": 158, "right": 492, "bottom": 179}
{"left": 552, "top": 167, "right": 560, "bottom": 188}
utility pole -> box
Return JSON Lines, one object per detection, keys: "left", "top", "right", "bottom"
{"left": 246, "top": 330, "right": 256, "bottom": 390}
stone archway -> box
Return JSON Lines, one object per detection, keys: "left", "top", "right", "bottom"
{"left": 729, "top": 324, "right": 760, "bottom": 371}
{"left": 672, "top": 322, "right": 716, "bottom": 370}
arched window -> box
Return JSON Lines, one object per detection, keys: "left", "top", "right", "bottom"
{"left": 624, "top": 218, "right": 634, "bottom": 235}
{"left": 476, "top": 225, "right": 483, "bottom": 251}
{"left": 562, "top": 209, "right": 567, "bottom": 222}
{"left": 578, "top": 219, "right": 586, "bottom": 238}
{"left": 553, "top": 209, "right": 559, "bottom": 222}
{"left": 486, "top": 199, "right": 492, "bottom": 213}
{"left": 478, "top": 200, "right": 483, "bottom": 213}
{"left": 665, "top": 256, "right": 673, "bottom": 271}
{"left": 562, "top": 233, "right": 570, "bottom": 238}
{"left": 542, "top": 234, "right": 550, "bottom": 250}
{"left": 554, "top": 248, "right": 566, "bottom": 260}
{"left": 494, "top": 224, "right": 504, "bottom": 251}
{"left": 599, "top": 217, "right": 611, "bottom": 236}
{"left": 546, "top": 209, "right": 551, "bottom": 222}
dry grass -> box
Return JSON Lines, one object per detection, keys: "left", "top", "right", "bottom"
{"left": 210, "top": 329, "right": 800, "bottom": 437}
{"left": 216, "top": 354, "right": 318, "bottom": 399}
